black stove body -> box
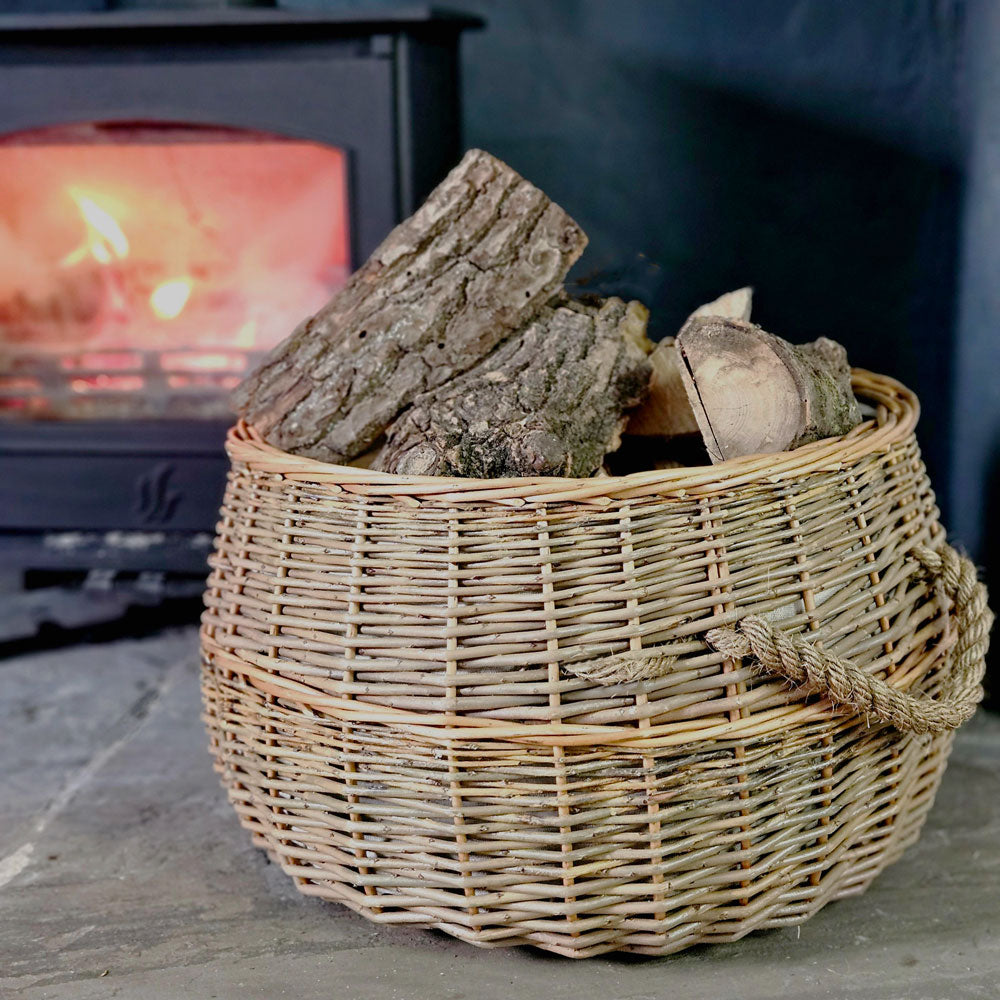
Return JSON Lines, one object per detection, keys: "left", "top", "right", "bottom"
{"left": 0, "top": 5, "right": 478, "bottom": 574}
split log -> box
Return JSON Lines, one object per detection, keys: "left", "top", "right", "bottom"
{"left": 675, "top": 316, "right": 861, "bottom": 463}
{"left": 376, "top": 299, "right": 652, "bottom": 478}
{"left": 625, "top": 287, "right": 753, "bottom": 438}
{"left": 688, "top": 286, "right": 753, "bottom": 322}
{"left": 231, "top": 149, "right": 588, "bottom": 463}
{"left": 624, "top": 338, "right": 697, "bottom": 438}
{"left": 626, "top": 288, "right": 754, "bottom": 439}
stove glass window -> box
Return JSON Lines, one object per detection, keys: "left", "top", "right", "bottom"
{"left": 0, "top": 122, "right": 350, "bottom": 419}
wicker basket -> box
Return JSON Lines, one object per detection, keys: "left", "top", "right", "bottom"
{"left": 201, "top": 370, "right": 991, "bottom": 958}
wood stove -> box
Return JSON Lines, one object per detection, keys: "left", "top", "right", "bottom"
{"left": 0, "top": 4, "right": 479, "bottom": 574}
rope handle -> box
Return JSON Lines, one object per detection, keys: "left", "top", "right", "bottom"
{"left": 565, "top": 543, "right": 992, "bottom": 735}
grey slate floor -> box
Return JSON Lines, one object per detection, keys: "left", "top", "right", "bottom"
{"left": 1, "top": 628, "right": 998, "bottom": 1000}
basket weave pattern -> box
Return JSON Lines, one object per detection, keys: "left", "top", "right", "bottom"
{"left": 201, "top": 371, "right": 988, "bottom": 957}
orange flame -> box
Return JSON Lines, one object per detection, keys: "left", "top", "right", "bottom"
{"left": 62, "top": 189, "right": 130, "bottom": 266}
{"left": 150, "top": 278, "right": 193, "bottom": 320}
{"left": 234, "top": 320, "right": 257, "bottom": 348}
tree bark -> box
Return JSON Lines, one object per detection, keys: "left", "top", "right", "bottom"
{"left": 676, "top": 317, "right": 861, "bottom": 463}
{"left": 377, "top": 299, "right": 652, "bottom": 478}
{"left": 231, "top": 149, "right": 588, "bottom": 463}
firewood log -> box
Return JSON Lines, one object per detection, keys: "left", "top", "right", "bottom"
{"left": 625, "top": 288, "right": 753, "bottom": 439}
{"left": 675, "top": 316, "right": 861, "bottom": 463}
{"left": 231, "top": 149, "right": 588, "bottom": 463}
{"left": 624, "top": 338, "right": 696, "bottom": 438}
{"left": 688, "top": 286, "right": 753, "bottom": 322}
{"left": 376, "top": 299, "right": 652, "bottom": 478}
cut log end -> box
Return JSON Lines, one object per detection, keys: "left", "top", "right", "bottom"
{"left": 676, "top": 317, "right": 861, "bottom": 463}
{"left": 626, "top": 288, "right": 754, "bottom": 441}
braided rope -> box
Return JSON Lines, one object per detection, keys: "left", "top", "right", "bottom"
{"left": 704, "top": 543, "right": 993, "bottom": 734}
{"left": 563, "top": 648, "right": 677, "bottom": 685}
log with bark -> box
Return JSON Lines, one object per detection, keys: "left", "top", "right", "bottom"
{"left": 376, "top": 298, "right": 652, "bottom": 478}
{"left": 231, "top": 149, "right": 588, "bottom": 463}
{"left": 625, "top": 287, "right": 754, "bottom": 440}
{"left": 676, "top": 316, "right": 861, "bottom": 463}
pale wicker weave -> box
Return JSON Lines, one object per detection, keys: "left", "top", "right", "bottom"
{"left": 201, "top": 370, "right": 992, "bottom": 958}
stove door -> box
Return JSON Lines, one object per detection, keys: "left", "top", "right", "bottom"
{"left": 0, "top": 121, "right": 351, "bottom": 572}
{"left": 0, "top": 122, "right": 350, "bottom": 420}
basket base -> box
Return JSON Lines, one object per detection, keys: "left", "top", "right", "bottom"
{"left": 203, "top": 657, "right": 953, "bottom": 958}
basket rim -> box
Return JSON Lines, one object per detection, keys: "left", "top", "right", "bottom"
{"left": 226, "top": 368, "right": 919, "bottom": 502}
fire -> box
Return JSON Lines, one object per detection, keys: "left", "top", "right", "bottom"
{"left": 234, "top": 320, "right": 257, "bottom": 347}
{"left": 62, "top": 189, "right": 129, "bottom": 266}
{"left": 0, "top": 131, "right": 353, "bottom": 421}
{"left": 150, "top": 278, "right": 193, "bottom": 320}
{"left": 59, "top": 189, "right": 194, "bottom": 322}
{"left": 160, "top": 351, "right": 246, "bottom": 372}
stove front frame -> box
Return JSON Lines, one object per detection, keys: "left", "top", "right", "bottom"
{"left": 0, "top": 5, "right": 479, "bottom": 572}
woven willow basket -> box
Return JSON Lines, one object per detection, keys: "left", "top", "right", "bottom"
{"left": 201, "top": 370, "right": 991, "bottom": 958}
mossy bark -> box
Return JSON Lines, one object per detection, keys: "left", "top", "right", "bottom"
{"left": 377, "top": 299, "right": 652, "bottom": 478}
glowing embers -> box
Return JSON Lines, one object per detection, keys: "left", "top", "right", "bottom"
{"left": 159, "top": 351, "right": 247, "bottom": 372}
{"left": 60, "top": 351, "right": 142, "bottom": 371}
{"left": 0, "top": 122, "right": 350, "bottom": 418}
{"left": 70, "top": 373, "right": 145, "bottom": 394}
{"left": 0, "top": 346, "right": 252, "bottom": 418}
{"left": 149, "top": 278, "right": 192, "bottom": 321}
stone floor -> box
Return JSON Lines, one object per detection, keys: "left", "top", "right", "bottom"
{"left": 2, "top": 627, "right": 998, "bottom": 1000}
